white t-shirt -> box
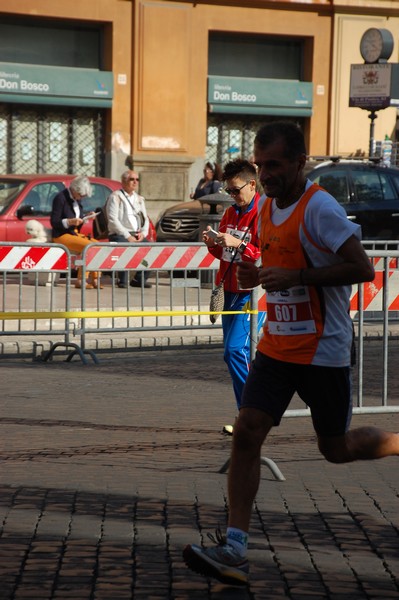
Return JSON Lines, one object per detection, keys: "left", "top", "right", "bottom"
{"left": 259, "top": 180, "right": 361, "bottom": 367}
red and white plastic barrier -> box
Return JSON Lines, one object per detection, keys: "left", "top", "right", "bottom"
{"left": 5, "top": 242, "right": 394, "bottom": 313}
{"left": 0, "top": 245, "right": 68, "bottom": 271}
{"left": 257, "top": 256, "right": 399, "bottom": 313}
{"left": 84, "top": 244, "right": 219, "bottom": 271}
{"left": 350, "top": 257, "right": 399, "bottom": 312}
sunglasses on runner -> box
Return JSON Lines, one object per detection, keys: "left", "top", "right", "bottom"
{"left": 224, "top": 181, "right": 249, "bottom": 196}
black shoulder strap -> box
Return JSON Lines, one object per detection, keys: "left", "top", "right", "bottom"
{"left": 121, "top": 189, "right": 138, "bottom": 211}
{"left": 220, "top": 208, "right": 257, "bottom": 283}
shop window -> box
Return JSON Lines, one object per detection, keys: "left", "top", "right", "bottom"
{"left": 0, "top": 17, "right": 102, "bottom": 69}
{"left": 209, "top": 32, "right": 303, "bottom": 80}
{"left": 207, "top": 116, "right": 286, "bottom": 166}
{"left": 0, "top": 105, "right": 104, "bottom": 176}
{"left": 207, "top": 33, "right": 305, "bottom": 166}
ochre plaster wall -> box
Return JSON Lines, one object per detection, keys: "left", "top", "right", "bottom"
{"left": 133, "top": 0, "right": 332, "bottom": 164}
{"left": 0, "top": 0, "right": 133, "bottom": 175}
{"left": 8, "top": 1, "right": 397, "bottom": 209}
{"left": 0, "top": 0, "right": 333, "bottom": 209}
{"left": 2, "top": 1, "right": 399, "bottom": 182}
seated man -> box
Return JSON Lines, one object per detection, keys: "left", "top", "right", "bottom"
{"left": 51, "top": 175, "right": 102, "bottom": 289}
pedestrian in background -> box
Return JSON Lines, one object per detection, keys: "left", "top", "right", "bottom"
{"left": 190, "top": 161, "right": 223, "bottom": 199}
{"left": 183, "top": 121, "right": 399, "bottom": 587}
{"left": 106, "top": 170, "right": 152, "bottom": 289}
{"left": 51, "top": 175, "right": 102, "bottom": 289}
{"left": 203, "top": 158, "right": 264, "bottom": 434}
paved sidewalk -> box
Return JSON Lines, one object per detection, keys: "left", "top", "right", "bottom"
{"left": 1, "top": 346, "right": 399, "bottom": 599}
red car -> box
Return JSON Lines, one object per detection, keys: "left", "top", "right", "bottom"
{"left": 0, "top": 174, "right": 156, "bottom": 242}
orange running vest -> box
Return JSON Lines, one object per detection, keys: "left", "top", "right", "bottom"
{"left": 257, "top": 183, "right": 331, "bottom": 364}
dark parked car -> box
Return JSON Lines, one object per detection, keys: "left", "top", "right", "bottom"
{"left": 155, "top": 192, "right": 233, "bottom": 242}
{"left": 307, "top": 158, "right": 399, "bottom": 240}
{"left": 0, "top": 174, "right": 156, "bottom": 242}
{"left": 157, "top": 158, "right": 399, "bottom": 242}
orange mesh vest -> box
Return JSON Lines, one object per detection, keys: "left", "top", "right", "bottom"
{"left": 257, "top": 183, "right": 329, "bottom": 364}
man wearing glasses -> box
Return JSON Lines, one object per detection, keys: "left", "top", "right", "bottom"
{"left": 202, "top": 158, "right": 264, "bottom": 433}
{"left": 107, "top": 170, "right": 152, "bottom": 288}
{"left": 183, "top": 122, "right": 399, "bottom": 589}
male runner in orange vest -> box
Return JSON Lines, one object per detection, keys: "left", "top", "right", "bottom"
{"left": 183, "top": 121, "right": 399, "bottom": 587}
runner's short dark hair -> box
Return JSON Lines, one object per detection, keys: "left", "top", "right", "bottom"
{"left": 222, "top": 158, "right": 257, "bottom": 182}
{"left": 254, "top": 121, "right": 306, "bottom": 161}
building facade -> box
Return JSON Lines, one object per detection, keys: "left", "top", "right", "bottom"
{"left": 0, "top": 0, "right": 398, "bottom": 219}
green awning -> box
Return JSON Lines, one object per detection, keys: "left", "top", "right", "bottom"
{"left": 209, "top": 104, "right": 313, "bottom": 117}
{"left": 0, "top": 93, "right": 112, "bottom": 108}
{"left": 208, "top": 75, "right": 313, "bottom": 117}
{"left": 0, "top": 62, "right": 113, "bottom": 108}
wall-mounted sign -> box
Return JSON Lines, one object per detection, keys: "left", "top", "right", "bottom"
{"left": 349, "top": 63, "right": 399, "bottom": 110}
{"left": 0, "top": 62, "right": 114, "bottom": 108}
{"left": 208, "top": 76, "right": 313, "bottom": 117}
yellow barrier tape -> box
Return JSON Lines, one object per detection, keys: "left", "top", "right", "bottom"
{"left": 0, "top": 309, "right": 259, "bottom": 320}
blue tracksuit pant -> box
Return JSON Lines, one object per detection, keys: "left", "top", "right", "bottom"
{"left": 222, "top": 291, "right": 266, "bottom": 410}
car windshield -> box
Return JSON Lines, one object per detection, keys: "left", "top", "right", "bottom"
{"left": 351, "top": 170, "right": 384, "bottom": 203}
{"left": 0, "top": 180, "right": 27, "bottom": 215}
{"left": 310, "top": 169, "right": 350, "bottom": 204}
{"left": 84, "top": 184, "right": 112, "bottom": 212}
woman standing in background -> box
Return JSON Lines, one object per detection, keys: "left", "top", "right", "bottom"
{"left": 190, "top": 161, "right": 223, "bottom": 199}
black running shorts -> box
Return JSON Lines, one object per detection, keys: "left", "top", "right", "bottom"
{"left": 241, "top": 351, "right": 352, "bottom": 437}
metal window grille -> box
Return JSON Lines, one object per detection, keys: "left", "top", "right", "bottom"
{"left": 208, "top": 119, "right": 399, "bottom": 169}
{"left": 206, "top": 116, "right": 266, "bottom": 166}
{"left": 0, "top": 104, "right": 105, "bottom": 175}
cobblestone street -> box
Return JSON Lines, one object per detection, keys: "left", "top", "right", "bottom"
{"left": 1, "top": 342, "right": 399, "bottom": 599}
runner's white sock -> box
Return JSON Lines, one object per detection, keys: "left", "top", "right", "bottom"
{"left": 226, "top": 527, "right": 248, "bottom": 557}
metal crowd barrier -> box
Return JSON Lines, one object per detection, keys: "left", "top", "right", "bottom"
{"left": 284, "top": 241, "right": 399, "bottom": 417}
{"left": 0, "top": 241, "right": 71, "bottom": 339}
{"left": 76, "top": 241, "right": 222, "bottom": 343}
{"left": 0, "top": 242, "right": 225, "bottom": 362}
{"left": 0, "top": 242, "right": 100, "bottom": 363}
{"left": 0, "top": 241, "right": 399, "bottom": 414}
